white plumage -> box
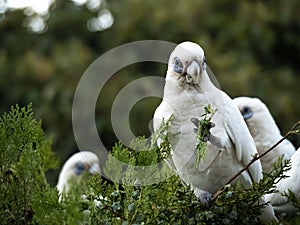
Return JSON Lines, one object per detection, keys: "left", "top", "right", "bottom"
{"left": 153, "top": 41, "right": 277, "bottom": 223}
{"left": 56, "top": 151, "right": 101, "bottom": 195}
{"left": 233, "top": 96, "right": 299, "bottom": 213}
{"left": 233, "top": 97, "right": 295, "bottom": 172}
{"left": 265, "top": 148, "right": 300, "bottom": 213}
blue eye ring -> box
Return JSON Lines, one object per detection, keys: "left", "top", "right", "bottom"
{"left": 173, "top": 57, "right": 183, "bottom": 74}
{"left": 74, "top": 162, "right": 86, "bottom": 175}
{"left": 241, "top": 106, "right": 253, "bottom": 120}
{"left": 202, "top": 56, "right": 207, "bottom": 71}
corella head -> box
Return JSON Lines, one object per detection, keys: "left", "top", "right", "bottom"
{"left": 233, "top": 96, "right": 296, "bottom": 174}
{"left": 167, "top": 41, "right": 207, "bottom": 85}
{"left": 233, "top": 97, "right": 268, "bottom": 125}
{"left": 56, "top": 151, "right": 101, "bottom": 194}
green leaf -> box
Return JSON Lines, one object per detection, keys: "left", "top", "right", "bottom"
{"left": 195, "top": 105, "right": 216, "bottom": 166}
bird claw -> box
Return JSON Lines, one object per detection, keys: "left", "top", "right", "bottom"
{"left": 203, "top": 135, "right": 210, "bottom": 142}
{"left": 194, "top": 188, "right": 212, "bottom": 208}
{"left": 191, "top": 118, "right": 215, "bottom": 142}
{"left": 191, "top": 118, "right": 200, "bottom": 127}
{"left": 191, "top": 118, "right": 215, "bottom": 131}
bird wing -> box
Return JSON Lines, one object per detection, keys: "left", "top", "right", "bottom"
{"left": 153, "top": 100, "right": 176, "bottom": 141}
{"left": 222, "top": 92, "right": 263, "bottom": 183}
{"left": 153, "top": 100, "right": 177, "bottom": 171}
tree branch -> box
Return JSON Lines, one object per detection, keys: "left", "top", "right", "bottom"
{"left": 211, "top": 120, "right": 300, "bottom": 202}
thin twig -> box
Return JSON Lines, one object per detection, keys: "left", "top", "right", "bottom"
{"left": 211, "top": 120, "right": 300, "bottom": 202}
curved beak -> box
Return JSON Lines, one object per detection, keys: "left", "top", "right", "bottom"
{"left": 185, "top": 60, "right": 200, "bottom": 84}
{"left": 187, "top": 61, "right": 200, "bottom": 77}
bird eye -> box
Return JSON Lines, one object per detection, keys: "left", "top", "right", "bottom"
{"left": 74, "top": 162, "right": 86, "bottom": 175}
{"left": 173, "top": 57, "right": 183, "bottom": 74}
{"left": 202, "top": 56, "right": 207, "bottom": 71}
{"left": 241, "top": 106, "right": 253, "bottom": 120}
{"left": 243, "top": 107, "right": 249, "bottom": 113}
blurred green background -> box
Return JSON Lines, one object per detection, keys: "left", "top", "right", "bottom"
{"left": 0, "top": 0, "right": 299, "bottom": 185}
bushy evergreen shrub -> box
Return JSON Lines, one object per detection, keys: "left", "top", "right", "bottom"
{"left": 1, "top": 104, "right": 299, "bottom": 224}
{"left": 0, "top": 104, "right": 57, "bottom": 224}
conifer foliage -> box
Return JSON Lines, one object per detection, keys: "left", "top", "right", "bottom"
{"left": 0, "top": 104, "right": 299, "bottom": 224}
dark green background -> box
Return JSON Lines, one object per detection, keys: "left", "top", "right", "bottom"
{"left": 0, "top": 0, "right": 299, "bottom": 185}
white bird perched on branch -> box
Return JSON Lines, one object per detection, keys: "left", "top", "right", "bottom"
{"left": 56, "top": 151, "right": 101, "bottom": 195}
{"left": 153, "top": 41, "right": 278, "bottom": 223}
{"left": 233, "top": 96, "right": 299, "bottom": 213}
{"left": 233, "top": 97, "right": 296, "bottom": 172}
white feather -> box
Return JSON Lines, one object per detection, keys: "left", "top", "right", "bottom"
{"left": 153, "top": 42, "right": 277, "bottom": 223}
{"left": 265, "top": 148, "right": 300, "bottom": 213}
{"left": 233, "top": 97, "right": 295, "bottom": 172}
{"left": 233, "top": 96, "right": 298, "bottom": 214}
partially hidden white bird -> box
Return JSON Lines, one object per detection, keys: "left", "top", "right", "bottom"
{"left": 233, "top": 96, "right": 295, "bottom": 172}
{"left": 153, "top": 41, "right": 278, "bottom": 223}
{"left": 233, "top": 96, "right": 299, "bottom": 213}
{"left": 56, "top": 151, "right": 101, "bottom": 195}
{"left": 265, "top": 148, "right": 300, "bottom": 213}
